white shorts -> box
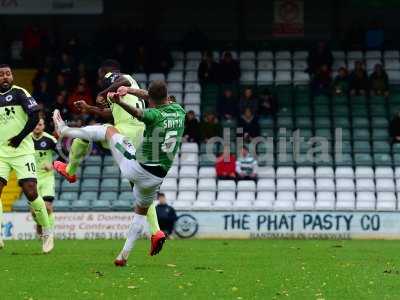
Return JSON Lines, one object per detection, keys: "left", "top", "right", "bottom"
{"left": 109, "top": 133, "right": 163, "bottom": 208}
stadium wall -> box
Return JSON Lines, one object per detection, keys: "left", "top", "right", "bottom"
{"left": 3, "top": 211, "right": 400, "bottom": 240}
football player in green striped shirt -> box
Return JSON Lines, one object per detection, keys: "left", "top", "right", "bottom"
{"left": 53, "top": 80, "right": 186, "bottom": 266}
{"left": 31, "top": 118, "right": 58, "bottom": 236}
{"left": 52, "top": 60, "right": 163, "bottom": 255}
{"left": 0, "top": 64, "right": 53, "bottom": 252}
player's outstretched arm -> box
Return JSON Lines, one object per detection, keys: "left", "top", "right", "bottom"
{"left": 74, "top": 100, "right": 114, "bottom": 121}
{"left": 98, "top": 76, "right": 130, "bottom": 98}
{"left": 117, "top": 86, "right": 149, "bottom": 101}
{"left": 108, "top": 92, "right": 144, "bottom": 119}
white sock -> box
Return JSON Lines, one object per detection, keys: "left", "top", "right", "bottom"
{"left": 60, "top": 125, "right": 107, "bottom": 142}
{"left": 121, "top": 213, "right": 146, "bottom": 255}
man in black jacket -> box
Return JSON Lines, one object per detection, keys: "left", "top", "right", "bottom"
{"left": 156, "top": 193, "right": 178, "bottom": 236}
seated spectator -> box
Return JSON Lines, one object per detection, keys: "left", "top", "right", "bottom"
{"left": 54, "top": 72, "right": 68, "bottom": 96}
{"left": 307, "top": 41, "right": 333, "bottom": 75}
{"left": 51, "top": 90, "right": 71, "bottom": 120}
{"left": 67, "top": 77, "right": 94, "bottom": 114}
{"left": 239, "top": 87, "right": 258, "bottom": 115}
{"left": 332, "top": 67, "right": 350, "bottom": 96}
{"left": 200, "top": 112, "right": 222, "bottom": 142}
{"left": 33, "top": 79, "right": 52, "bottom": 106}
{"left": 311, "top": 64, "right": 332, "bottom": 96}
{"left": 370, "top": 64, "right": 389, "bottom": 97}
{"left": 183, "top": 110, "right": 200, "bottom": 143}
{"left": 218, "top": 51, "right": 240, "bottom": 84}
{"left": 198, "top": 50, "right": 219, "bottom": 85}
{"left": 218, "top": 88, "right": 238, "bottom": 120}
{"left": 156, "top": 193, "right": 177, "bottom": 236}
{"left": 133, "top": 45, "right": 150, "bottom": 73}
{"left": 258, "top": 88, "right": 276, "bottom": 116}
{"left": 389, "top": 112, "right": 400, "bottom": 143}
{"left": 238, "top": 108, "right": 260, "bottom": 142}
{"left": 349, "top": 61, "right": 369, "bottom": 96}
{"left": 215, "top": 145, "right": 236, "bottom": 180}
{"left": 236, "top": 146, "right": 258, "bottom": 180}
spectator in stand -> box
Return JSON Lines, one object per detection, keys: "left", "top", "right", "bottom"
{"left": 311, "top": 64, "right": 332, "bottom": 96}
{"left": 23, "top": 24, "right": 46, "bottom": 66}
{"left": 198, "top": 50, "right": 219, "bottom": 85}
{"left": 370, "top": 64, "right": 389, "bottom": 97}
{"left": 307, "top": 41, "right": 333, "bottom": 75}
{"left": 239, "top": 108, "right": 260, "bottom": 141}
{"left": 54, "top": 73, "right": 68, "bottom": 96}
{"left": 239, "top": 87, "right": 258, "bottom": 115}
{"left": 133, "top": 45, "right": 149, "bottom": 73}
{"left": 389, "top": 112, "right": 400, "bottom": 144}
{"left": 150, "top": 45, "right": 173, "bottom": 75}
{"left": 215, "top": 145, "right": 236, "bottom": 180}
{"left": 67, "top": 77, "right": 94, "bottom": 114}
{"left": 183, "top": 110, "right": 200, "bottom": 143}
{"left": 349, "top": 61, "right": 369, "bottom": 96}
{"left": 236, "top": 146, "right": 258, "bottom": 181}
{"left": 52, "top": 90, "right": 71, "bottom": 120}
{"left": 32, "top": 79, "right": 52, "bottom": 107}
{"left": 200, "top": 112, "right": 222, "bottom": 142}
{"left": 156, "top": 193, "right": 177, "bottom": 236}
{"left": 218, "top": 51, "right": 240, "bottom": 84}
{"left": 218, "top": 88, "right": 238, "bottom": 120}
{"left": 258, "top": 88, "right": 276, "bottom": 116}
{"left": 332, "top": 67, "right": 350, "bottom": 96}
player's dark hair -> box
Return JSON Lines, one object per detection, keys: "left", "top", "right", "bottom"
{"left": 157, "top": 192, "right": 165, "bottom": 199}
{"left": 148, "top": 80, "right": 168, "bottom": 103}
{"left": 100, "top": 59, "right": 120, "bottom": 72}
{"left": 0, "top": 64, "right": 10, "bottom": 69}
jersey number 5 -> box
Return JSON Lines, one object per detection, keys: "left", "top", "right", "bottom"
{"left": 161, "top": 131, "right": 177, "bottom": 153}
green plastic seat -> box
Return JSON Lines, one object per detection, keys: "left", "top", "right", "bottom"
{"left": 79, "top": 192, "right": 97, "bottom": 201}
{"left": 333, "top": 105, "right": 349, "bottom": 116}
{"left": 352, "top": 117, "right": 369, "bottom": 128}
{"left": 84, "top": 155, "right": 102, "bottom": 166}
{"left": 351, "top": 105, "right": 368, "bottom": 117}
{"left": 335, "top": 153, "right": 353, "bottom": 166}
{"left": 81, "top": 179, "right": 100, "bottom": 191}
{"left": 315, "top": 128, "right": 332, "bottom": 140}
{"left": 61, "top": 179, "right": 80, "bottom": 192}
{"left": 91, "top": 200, "right": 111, "bottom": 211}
{"left": 314, "top": 117, "right": 331, "bottom": 128}
{"left": 296, "top": 128, "right": 313, "bottom": 140}
{"left": 332, "top": 95, "right": 348, "bottom": 104}
{"left": 351, "top": 95, "right": 367, "bottom": 104}
{"left": 393, "top": 154, "right": 400, "bottom": 165}
{"left": 353, "top": 129, "right": 370, "bottom": 140}
{"left": 336, "top": 128, "right": 351, "bottom": 140}
{"left": 53, "top": 200, "right": 71, "bottom": 212}
{"left": 261, "top": 128, "right": 274, "bottom": 138}
{"left": 295, "top": 95, "right": 311, "bottom": 105}
{"left": 83, "top": 166, "right": 101, "bottom": 178}
{"left": 100, "top": 179, "right": 119, "bottom": 192}
{"left": 12, "top": 199, "right": 29, "bottom": 212}
{"left": 295, "top": 105, "right": 312, "bottom": 116}
{"left": 373, "top": 141, "right": 391, "bottom": 153}
{"left": 295, "top": 117, "right": 312, "bottom": 128}
{"left": 313, "top": 105, "right": 330, "bottom": 116}
{"left": 277, "top": 117, "right": 293, "bottom": 129}
{"left": 55, "top": 178, "right": 61, "bottom": 193}
{"left": 103, "top": 165, "right": 121, "bottom": 178}
{"left": 276, "top": 153, "right": 294, "bottom": 167}
{"left": 354, "top": 153, "right": 373, "bottom": 166}
{"left": 71, "top": 200, "right": 90, "bottom": 211}
{"left": 118, "top": 191, "right": 134, "bottom": 201}
{"left": 120, "top": 179, "right": 132, "bottom": 192}
{"left": 314, "top": 95, "right": 330, "bottom": 104}
{"left": 373, "top": 153, "right": 393, "bottom": 166}
{"left": 315, "top": 153, "right": 333, "bottom": 166}
{"left": 353, "top": 141, "right": 371, "bottom": 153}
{"left": 259, "top": 117, "right": 274, "bottom": 129}
{"left": 371, "top": 117, "right": 389, "bottom": 128}
{"left": 341, "top": 141, "right": 352, "bottom": 153}
{"left": 103, "top": 155, "right": 115, "bottom": 166}
{"left": 200, "top": 154, "right": 216, "bottom": 167}
{"left": 277, "top": 106, "right": 293, "bottom": 117}
{"left": 60, "top": 192, "right": 78, "bottom": 201}
{"left": 370, "top": 95, "right": 385, "bottom": 104}
{"left": 221, "top": 119, "right": 237, "bottom": 128}
{"left": 392, "top": 143, "right": 400, "bottom": 154}
{"left": 369, "top": 105, "right": 387, "bottom": 117}
{"left": 296, "top": 154, "right": 315, "bottom": 167}
{"left": 112, "top": 200, "right": 132, "bottom": 211}
{"left": 371, "top": 129, "right": 389, "bottom": 140}
{"left": 99, "top": 191, "right": 118, "bottom": 201}
{"left": 333, "top": 117, "right": 350, "bottom": 129}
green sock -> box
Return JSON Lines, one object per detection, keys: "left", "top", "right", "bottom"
{"left": 48, "top": 213, "right": 55, "bottom": 229}
{"left": 29, "top": 197, "right": 50, "bottom": 229}
{"left": 146, "top": 203, "right": 160, "bottom": 235}
{"left": 66, "top": 138, "right": 89, "bottom": 176}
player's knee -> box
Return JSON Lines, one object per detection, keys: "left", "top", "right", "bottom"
{"left": 21, "top": 181, "right": 38, "bottom": 201}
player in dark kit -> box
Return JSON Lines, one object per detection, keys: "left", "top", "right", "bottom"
{"left": 0, "top": 64, "right": 54, "bottom": 253}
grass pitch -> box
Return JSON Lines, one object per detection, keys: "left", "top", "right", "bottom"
{"left": 1, "top": 239, "right": 400, "bottom": 299}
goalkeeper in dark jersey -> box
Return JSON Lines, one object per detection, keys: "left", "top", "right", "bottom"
{"left": 0, "top": 65, "right": 53, "bottom": 253}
